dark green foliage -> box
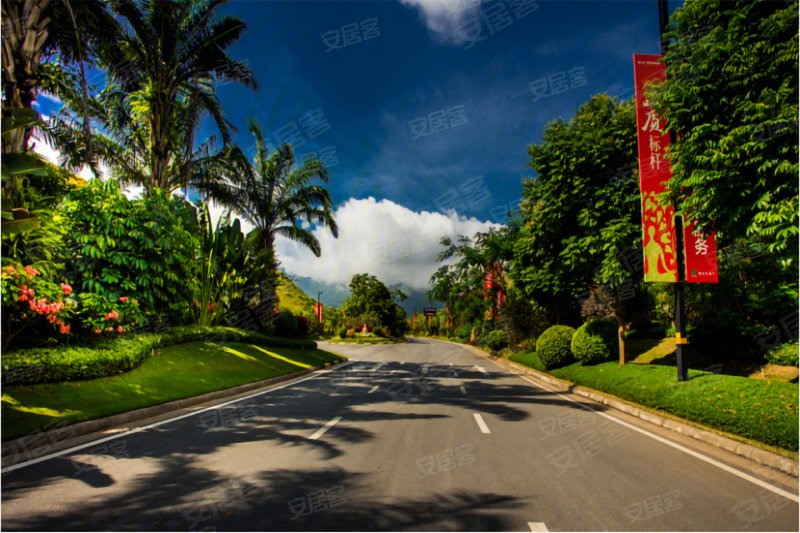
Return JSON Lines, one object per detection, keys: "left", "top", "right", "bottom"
{"left": 455, "top": 325, "right": 471, "bottom": 339}
{"left": 60, "top": 179, "right": 200, "bottom": 324}
{"left": 551, "top": 362, "right": 798, "bottom": 451}
{"left": 497, "top": 289, "right": 550, "bottom": 347}
{"left": 2, "top": 325, "right": 317, "bottom": 385}
{"left": 485, "top": 329, "right": 508, "bottom": 352}
{"left": 343, "top": 274, "right": 409, "bottom": 336}
{"left": 766, "top": 342, "right": 799, "bottom": 367}
{"left": 274, "top": 311, "right": 299, "bottom": 339}
{"left": 337, "top": 327, "right": 349, "bottom": 339}
{"left": 535, "top": 325, "right": 576, "bottom": 369}
{"left": 650, "top": 0, "right": 798, "bottom": 257}
{"left": 571, "top": 318, "right": 618, "bottom": 365}
{"left": 512, "top": 95, "right": 641, "bottom": 324}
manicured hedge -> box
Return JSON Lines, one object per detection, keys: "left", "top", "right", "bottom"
{"left": 2, "top": 325, "right": 317, "bottom": 385}
{"left": 509, "top": 351, "right": 546, "bottom": 372}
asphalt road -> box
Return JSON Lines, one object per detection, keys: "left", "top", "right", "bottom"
{"left": 2, "top": 338, "right": 798, "bottom": 531}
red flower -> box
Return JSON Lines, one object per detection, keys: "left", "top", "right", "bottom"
{"left": 94, "top": 329, "right": 102, "bottom": 334}
{"left": 117, "top": 326, "right": 124, "bottom": 333}
{"left": 119, "top": 296, "right": 128, "bottom": 302}
{"left": 60, "top": 283, "right": 72, "bottom": 295}
{"left": 105, "top": 310, "right": 119, "bottom": 320}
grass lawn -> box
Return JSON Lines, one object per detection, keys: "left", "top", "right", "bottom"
{"left": 508, "top": 350, "right": 798, "bottom": 452}
{"left": 2, "top": 341, "right": 343, "bottom": 440}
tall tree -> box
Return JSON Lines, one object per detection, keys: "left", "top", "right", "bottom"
{"left": 84, "top": 0, "right": 257, "bottom": 192}
{"left": 648, "top": 0, "right": 798, "bottom": 258}
{"left": 343, "top": 273, "right": 408, "bottom": 336}
{"left": 205, "top": 118, "right": 339, "bottom": 327}
{"left": 429, "top": 226, "right": 515, "bottom": 331}
{"left": 511, "top": 94, "right": 641, "bottom": 362}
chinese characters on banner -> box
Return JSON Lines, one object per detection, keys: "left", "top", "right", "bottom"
{"left": 633, "top": 54, "right": 718, "bottom": 283}
{"left": 683, "top": 221, "right": 719, "bottom": 282}
{"left": 634, "top": 54, "right": 678, "bottom": 282}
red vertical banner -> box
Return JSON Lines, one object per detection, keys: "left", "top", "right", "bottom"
{"left": 683, "top": 221, "right": 719, "bottom": 283}
{"left": 634, "top": 54, "right": 678, "bottom": 283}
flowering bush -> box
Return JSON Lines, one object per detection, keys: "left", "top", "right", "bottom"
{"left": 1, "top": 264, "right": 76, "bottom": 349}
{"left": 73, "top": 292, "right": 145, "bottom": 339}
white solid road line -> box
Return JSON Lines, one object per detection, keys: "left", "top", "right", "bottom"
{"left": 528, "top": 522, "right": 549, "bottom": 532}
{"left": 460, "top": 385, "right": 468, "bottom": 395}
{"left": 368, "top": 385, "right": 379, "bottom": 394}
{"left": 517, "top": 375, "right": 799, "bottom": 503}
{"left": 1, "top": 362, "right": 359, "bottom": 475}
{"left": 473, "top": 413, "right": 491, "bottom": 434}
{"left": 308, "top": 416, "right": 342, "bottom": 440}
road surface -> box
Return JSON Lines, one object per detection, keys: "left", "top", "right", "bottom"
{"left": 2, "top": 338, "right": 798, "bottom": 531}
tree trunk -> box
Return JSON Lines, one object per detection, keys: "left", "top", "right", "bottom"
{"left": 615, "top": 286, "right": 626, "bottom": 365}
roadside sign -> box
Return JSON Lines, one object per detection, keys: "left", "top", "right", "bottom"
{"left": 423, "top": 307, "right": 437, "bottom": 317}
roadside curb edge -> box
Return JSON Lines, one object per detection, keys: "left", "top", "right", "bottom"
{"left": 1, "top": 358, "right": 348, "bottom": 468}
{"left": 426, "top": 337, "right": 799, "bottom": 478}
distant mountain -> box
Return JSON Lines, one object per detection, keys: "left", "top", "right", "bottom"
{"left": 280, "top": 271, "right": 443, "bottom": 317}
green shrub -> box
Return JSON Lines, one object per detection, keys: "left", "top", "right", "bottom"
{"left": 536, "top": 325, "right": 576, "bottom": 369}
{"left": 274, "top": 311, "right": 298, "bottom": 338}
{"left": 337, "top": 327, "right": 348, "bottom": 339}
{"left": 571, "top": 318, "right": 618, "bottom": 365}
{"left": 766, "top": 341, "right": 799, "bottom": 366}
{"left": 485, "top": 329, "right": 508, "bottom": 351}
{"left": 455, "top": 325, "right": 471, "bottom": 338}
{"left": 374, "top": 327, "right": 387, "bottom": 338}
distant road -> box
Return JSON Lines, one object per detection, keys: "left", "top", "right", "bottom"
{"left": 2, "top": 338, "right": 797, "bottom": 531}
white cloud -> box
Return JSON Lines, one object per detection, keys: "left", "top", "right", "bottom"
{"left": 275, "top": 196, "right": 500, "bottom": 290}
{"left": 398, "top": 0, "right": 485, "bottom": 45}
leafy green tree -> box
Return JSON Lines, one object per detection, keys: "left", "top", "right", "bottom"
{"left": 511, "top": 94, "right": 641, "bottom": 350}
{"left": 429, "top": 227, "right": 515, "bottom": 332}
{"left": 205, "top": 119, "right": 339, "bottom": 328}
{"left": 343, "top": 273, "right": 408, "bottom": 336}
{"left": 649, "top": 0, "right": 798, "bottom": 258}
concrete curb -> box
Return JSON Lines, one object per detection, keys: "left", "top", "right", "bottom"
{"left": 1, "top": 358, "right": 348, "bottom": 468}
{"left": 428, "top": 338, "right": 799, "bottom": 478}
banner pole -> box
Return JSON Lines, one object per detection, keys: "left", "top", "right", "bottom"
{"left": 659, "top": 0, "right": 688, "bottom": 382}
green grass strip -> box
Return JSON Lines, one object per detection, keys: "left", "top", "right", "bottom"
{"left": 509, "top": 352, "right": 798, "bottom": 452}
{"left": 2, "top": 341, "right": 342, "bottom": 440}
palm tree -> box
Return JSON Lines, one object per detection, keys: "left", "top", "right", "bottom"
{"left": 204, "top": 118, "right": 339, "bottom": 327}
{"left": 1, "top": 0, "right": 117, "bottom": 154}
{"left": 87, "top": 0, "right": 257, "bottom": 192}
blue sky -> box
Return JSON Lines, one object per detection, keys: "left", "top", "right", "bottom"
{"left": 215, "top": 0, "right": 679, "bottom": 222}
{"left": 35, "top": 0, "right": 684, "bottom": 303}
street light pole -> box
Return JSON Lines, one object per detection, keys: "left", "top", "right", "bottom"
{"left": 658, "top": 0, "right": 688, "bottom": 382}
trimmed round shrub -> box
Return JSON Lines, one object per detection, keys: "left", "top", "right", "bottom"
{"left": 485, "top": 329, "right": 508, "bottom": 351}
{"left": 337, "top": 327, "right": 348, "bottom": 339}
{"left": 571, "top": 318, "right": 618, "bottom": 365}
{"left": 536, "top": 325, "right": 576, "bottom": 369}
{"left": 274, "top": 311, "right": 298, "bottom": 338}
{"left": 374, "top": 327, "right": 387, "bottom": 338}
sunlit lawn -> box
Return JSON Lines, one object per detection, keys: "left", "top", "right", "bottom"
{"left": 2, "top": 341, "right": 344, "bottom": 440}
